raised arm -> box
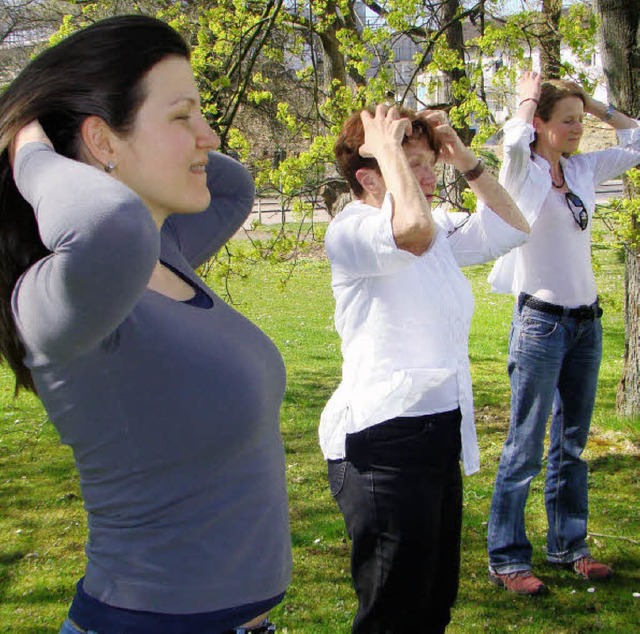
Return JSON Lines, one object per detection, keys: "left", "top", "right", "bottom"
{"left": 578, "top": 88, "right": 638, "bottom": 132}
{"left": 497, "top": 72, "right": 542, "bottom": 199}
{"left": 418, "top": 110, "right": 529, "bottom": 235}
{"left": 359, "top": 105, "right": 435, "bottom": 255}
{"left": 551, "top": 80, "right": 640, "bottom": 183}
{"left": 514, "top": 70, "right": 542, "bottom": 124}
{"left": 11, "top": 122, "right": 159, "bottom": 362}
{"left": 162, "top": 151, "right": 255, "bottom": 268}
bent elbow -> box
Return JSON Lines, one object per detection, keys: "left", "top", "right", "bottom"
{"left": 393, "top": 224, "right": 435, "bottom": 255}
{"left": 513, "top": 217, "right": 530, "bottom": 234}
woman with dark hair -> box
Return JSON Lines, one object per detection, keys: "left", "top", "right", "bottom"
{"left": 487, "top": 71, "right": 640, "bottom": 595}
{"left": 320, "top": 104, "right": 528, "bottom": 633}
{"left": 0, "top": 15, "right": 290, "bottom": 634}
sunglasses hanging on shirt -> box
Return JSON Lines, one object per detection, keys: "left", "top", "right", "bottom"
{"left": 565, "top": 192, "right": 589, "bottom": 231}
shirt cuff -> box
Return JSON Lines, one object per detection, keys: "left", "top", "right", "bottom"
{"left": 616, "top": 122, "right": 640, "bottom": 145}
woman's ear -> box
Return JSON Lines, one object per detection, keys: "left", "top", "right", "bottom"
{"left": 79, "top": 115, "right": 118, "bottom": 170}
{"left": 532, "top": 115, "right": 543, "bottom": 133}
{"left": 355, "top": 167, "right": 382, "bottom": 195}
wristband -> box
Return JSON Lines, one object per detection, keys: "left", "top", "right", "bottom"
{"left": 603, "top": 104, "right": 616, "bottom": 122}
{"left": 518, "top": 98, "right": 539, "bottom": 108}
{"left": 462, "top": 158, "right": 485, "bottom": 182}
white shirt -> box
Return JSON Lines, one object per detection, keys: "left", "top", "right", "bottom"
{"left": 519, "top": 189, "right": 597, "bottom": 306}
{"left": 489, "top": 119, "right": 640, "bottom": 300}
{"left": 319, "top": 194, "right": 528, "bottom": 475}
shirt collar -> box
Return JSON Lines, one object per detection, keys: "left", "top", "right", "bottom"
{"left": 531, "top": 151, "right": 569, "bottom": 171}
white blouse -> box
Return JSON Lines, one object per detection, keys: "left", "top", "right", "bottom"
{"left": 489, "top": 118, "right": 640, "bottom": 299}
{"left": 518, "top": 189, "right": 597, "bottom": 306}
{"left": 319, "top": 194, "right": 527, "bottom": 475}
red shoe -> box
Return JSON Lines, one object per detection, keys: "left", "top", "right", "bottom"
{"left": 489, "top": 569, "right": 546, "bottom": 595}
{"left": 571, "top": 556, "right": 613, "bottom": 580}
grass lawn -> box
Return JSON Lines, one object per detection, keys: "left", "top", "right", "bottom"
{"left": 0, "top": 222, "right": 638, "bottom": 633}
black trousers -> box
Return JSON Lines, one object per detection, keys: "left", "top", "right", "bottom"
{"left": 328, "top": 409, "right": 463, "bottom": 634}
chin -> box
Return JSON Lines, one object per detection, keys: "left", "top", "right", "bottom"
{"left": 190, "top": 193, "right": 212, "bottom": 213}
{"left": 173, "top": 201, "right": 210, "bottom": 216}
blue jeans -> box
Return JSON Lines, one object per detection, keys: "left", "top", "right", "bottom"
{"left": 329, "top": 409, "right": 462, "bottom": 634}
{"left": 487, "top": 299, "right": 602, "bottom": 573}
{"left": 59, "top": 618, "right": 98, "bottom": 634}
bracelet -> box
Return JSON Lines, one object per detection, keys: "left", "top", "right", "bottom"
{"left": 518, "top": 97, "right": 539, "bottom": 108}
{"left": 603, "top": 104, "right": 616, "bottom": 122}
{"left": 462, "top": 158, "right": 485, "bottom": 182}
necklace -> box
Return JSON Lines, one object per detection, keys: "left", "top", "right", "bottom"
{"left": 551, "top": 165, "right": 565, "bottom": 189}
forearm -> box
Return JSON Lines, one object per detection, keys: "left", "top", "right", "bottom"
{"left": 587, "top": 99, "right": 638, "bottom": 130}
{"left": 13, "top": 143, "right": 159, "bottom": 359}
{"left": 378, "top": 148, "right": 435, "bottom": 255}
{"left": 514, "top": 71, "right": 541, "bottom": 124}
{"left": 15, "top": 143, "right": 158, "bottom": 259}
{"left": 449, "top": 142, "right": 528, "bottom": 233}
{"left": 467, "top": 170, "right": 530, "bottom": 234}
{"left": 515, "top": 99, "right": 538, "bottom": 123}
{"left": 165, "top": 152, "right": 256, "bottom": 267}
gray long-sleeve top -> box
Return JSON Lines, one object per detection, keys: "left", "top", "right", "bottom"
{"left": 11, "top": 143, "right": 291, "bottom": 613}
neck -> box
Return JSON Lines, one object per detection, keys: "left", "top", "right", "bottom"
{"left": 534, "top": 142, "right": 563, "bottom": 168}
{"left": 361, "top": 190, "right": 385, "bottom": 209}
{"left": 534, "top": 143, "right": 565, "bottom": 188}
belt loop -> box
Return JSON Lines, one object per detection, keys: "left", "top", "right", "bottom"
{"left": 595, "top": 296, "right": 603, "bottom": 318}
{"left": 517, "top": 292, "right": 526, "bottom": 312}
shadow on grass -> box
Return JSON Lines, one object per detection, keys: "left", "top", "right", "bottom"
{"left": 589, "top": 452, "right": 640, "bottom": 473}
{"left": 1, "top": 582, "right": 70, "bottom": 605}
{"left": 283, "top": 366, "right": 338, "bottom": 410}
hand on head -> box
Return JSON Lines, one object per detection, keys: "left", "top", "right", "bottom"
{"left": 358, "top": 104, "right": 412, "bottom": 159}
{"left": 10, "top": 120, "right": 53, "bottom": 166}
{"left": 416, "top": 109, "right": 476, "bottom": 172}
{"left": 520, "top": 72, "right": 593, "bottom": 115}
{"left": 518, "top": 70, "right": 542, "bottom": 104}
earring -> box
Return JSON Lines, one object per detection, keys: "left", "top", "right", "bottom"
{"left": 104, "top": 161, "right": 116, "bottom": 173}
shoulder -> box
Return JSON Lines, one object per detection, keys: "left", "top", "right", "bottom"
{"left": 565, "top": 150, "right": 602, "bottom": 172}
{"left": 326, "top": 200, "right": 379, "bottom": 235}
{"left": 503, "top": 118, "right": 535, "bottom": 143}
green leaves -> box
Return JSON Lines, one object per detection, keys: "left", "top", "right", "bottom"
{"left": 46, "top": 1, "right": 634, "bottom": 254}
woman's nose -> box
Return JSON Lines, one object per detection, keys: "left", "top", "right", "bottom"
{"left": 421, "top": 168, "right": 436, "bottom": 186}
{"left": 197, "top": 118, "right": 220, "bottom": 151}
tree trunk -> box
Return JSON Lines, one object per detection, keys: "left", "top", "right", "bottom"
{"left": 539, "top": 0, "right": 562, "bottom": 78}
{"left": 594, "top": 0, "right": 640, "bottom": 108}
{"left": 617, "top": 245, "right": 640, "bottom": 416}
{"left": 442, "top": 0, "right": 473, "bottom": 146}
{"left": 316, "top": 1, "right": 366, "bottom": 92}
{"left": 594, "top": 0, "right": 640, "bottom": 417}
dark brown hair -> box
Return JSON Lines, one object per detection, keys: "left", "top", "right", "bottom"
{"left": 334, "top": 107, "right": 441, "bottom": 197}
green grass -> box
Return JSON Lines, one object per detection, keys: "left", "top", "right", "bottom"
{"left": 0, "top": 225, "right": 638, "bottom": 633}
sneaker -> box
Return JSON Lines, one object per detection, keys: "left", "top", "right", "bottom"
{"left": 571, "top": 556, "right": 613, "bottom": 580}
{"left": 489, "top": 569, "right": 546, "bottom": 595}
